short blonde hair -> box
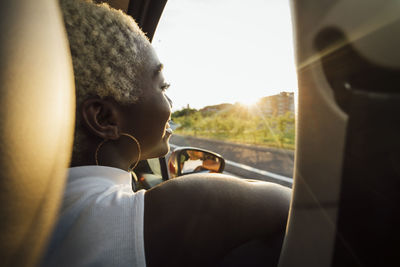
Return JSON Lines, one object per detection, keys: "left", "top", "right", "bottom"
{"left": 61, "top": 0, "right": 151, "bottom": 106}
{"left": 60, "top": 0, "right": 151, "bottom": 160}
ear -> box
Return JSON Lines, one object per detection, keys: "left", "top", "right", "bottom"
{"left": 81, "top": 98, "right": 121, "bottom": 140}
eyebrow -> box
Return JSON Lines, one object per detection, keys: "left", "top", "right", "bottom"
{"left": 153, "top": 63, "right": 164, "bottom": 77}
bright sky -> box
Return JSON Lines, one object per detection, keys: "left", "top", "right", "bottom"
{"left": 152, "top": 0, "right": 297, "bottom": 111}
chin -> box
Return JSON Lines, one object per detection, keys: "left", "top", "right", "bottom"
{"left": 158, "top": 142, "right": 170, "bottom": 157}
{"left": 147, "top": 140, "right": 170, "bottom": 159}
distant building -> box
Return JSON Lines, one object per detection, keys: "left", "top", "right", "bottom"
{"left": 199, "top": 103, "right": 233, "bottom": 114}
{"left": 258, "top": 92, "right": 294, "bottom": 116}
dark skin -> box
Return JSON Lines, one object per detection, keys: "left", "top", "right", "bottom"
{"left": 145, "top": 175, "right": 291, "bottom": 266}
{"left": 74, "top": 45, "right": 291, "bottom": 266}
{"left": 72, "top": 47, "right": 172, "bottom": 168}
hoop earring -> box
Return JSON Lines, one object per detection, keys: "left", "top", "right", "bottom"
{"left": 95, "top": 133, "right": 141, "bottom": 170}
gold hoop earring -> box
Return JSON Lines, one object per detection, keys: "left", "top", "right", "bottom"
{"left": 95, "top": 133, "right": 141, "bottom": 170}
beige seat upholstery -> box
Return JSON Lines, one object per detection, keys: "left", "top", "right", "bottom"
{"left": 0, "top": 0, "right": 75, "bottom": 266}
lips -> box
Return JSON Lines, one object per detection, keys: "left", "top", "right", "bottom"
{"left": 165, "top": 121, "right": 173, "bottom": 134}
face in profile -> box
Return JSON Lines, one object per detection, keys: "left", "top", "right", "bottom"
{"left": 120, "top": 46, "right": 172, "bottom": 160}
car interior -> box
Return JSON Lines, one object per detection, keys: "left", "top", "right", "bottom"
{"left": 0, "top": 0, "right": 399, "bottom": 266}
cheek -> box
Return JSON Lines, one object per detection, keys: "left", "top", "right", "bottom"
{"left": 141, "top": 95, "right": 171, "bottom": 137}
{"left": 160, "top": 94, "right": 172, "bottom": 120}
{"left": 154, "top": 93, "right": 171, "bottom": 121}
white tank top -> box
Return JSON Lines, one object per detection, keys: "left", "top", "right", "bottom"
{"left": 42, "top": 166, "right": 146, "bottom": 267}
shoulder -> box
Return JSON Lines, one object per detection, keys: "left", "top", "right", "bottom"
{"left": 143, "top": 173, "right": 291, "bottom": 266}
{"left": 145, "top": 173, "right": 290, "bottom": 212}
{"left": 145, "top": 174, "right": 291, "bottom": 227}
{"left": 43, "top": 168, "right": 146, "bottom": 267}
{"left": 62, "top": 166, "right": 144, "bottom": 214}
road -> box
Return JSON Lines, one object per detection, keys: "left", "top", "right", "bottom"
{"left": 170, "top": 135, "right": 294, "bottom": 187}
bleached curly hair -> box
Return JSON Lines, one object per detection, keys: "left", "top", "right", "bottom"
{"left": 60, "top": 0, "right": 151, "bottom": 160}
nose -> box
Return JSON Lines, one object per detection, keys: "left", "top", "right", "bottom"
{"left": 166, "top": 94, "right": 173, "bottom": 109}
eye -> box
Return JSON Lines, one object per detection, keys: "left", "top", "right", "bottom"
{"left": 161, "top": 82, "right": 170, "bottom": 92}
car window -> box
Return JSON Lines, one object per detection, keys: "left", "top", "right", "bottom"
{"left": 149, "top": 0, "right": 297, "bottom": 187}
{"left": 147, "top": 158, "right": 162, "bottom": 176}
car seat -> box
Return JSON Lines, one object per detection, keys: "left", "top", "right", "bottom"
{"left": 280, "top": 1, "right": 400, "bottom": 266}
{"left": 0, "top": 0, "right": 75, "bottom": 266}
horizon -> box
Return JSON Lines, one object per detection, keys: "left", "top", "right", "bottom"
{"left": 174, "top": 91, "right": 294, "bottom": 111}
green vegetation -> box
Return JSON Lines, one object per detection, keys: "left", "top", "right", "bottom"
{"left": 172, "top": 103, "right": 295, "bottom": 150}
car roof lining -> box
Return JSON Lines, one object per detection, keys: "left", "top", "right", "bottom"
{"left": 95, "top": 0, "right": 167, "bottom": 42}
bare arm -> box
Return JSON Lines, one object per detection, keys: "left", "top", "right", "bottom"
{"left": 144, "top": 173, "right": 291, "bottom": 266}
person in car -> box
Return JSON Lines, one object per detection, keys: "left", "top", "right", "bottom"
{"left": 42, "top": 0, "right": 291, "bottom": 266}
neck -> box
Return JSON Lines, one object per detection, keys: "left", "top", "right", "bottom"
{"left": 71, "top": 142, "right": 139, "bottom": 171}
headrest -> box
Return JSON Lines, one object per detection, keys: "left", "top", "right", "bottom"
{"left": 0, "top": 0, "right": 75, "bottom": 265}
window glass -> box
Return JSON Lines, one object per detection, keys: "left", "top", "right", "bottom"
{"left": 153, "top": 0, "right": 297, "bottom": 186}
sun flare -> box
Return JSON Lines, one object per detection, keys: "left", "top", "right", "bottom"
{"left": 238, "top": 95, "right": 260, "bottom": 107}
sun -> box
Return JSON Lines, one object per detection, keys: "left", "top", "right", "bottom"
{"left": 238, "top": 95, "right": 260, "bottom": 107}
